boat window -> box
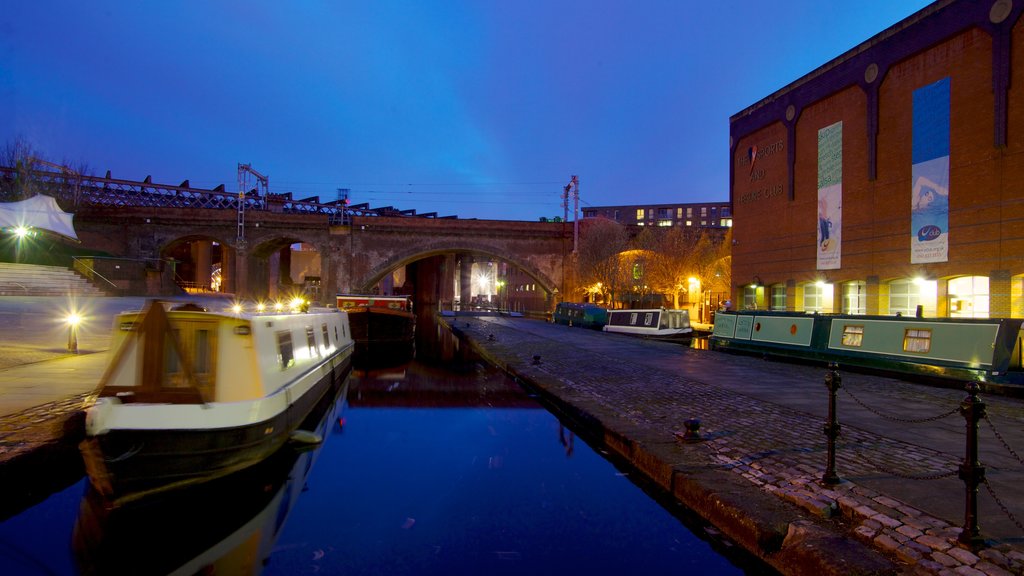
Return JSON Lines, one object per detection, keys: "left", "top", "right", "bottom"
{"left": 644, "top": 312, "right": 654, "bottom": 326}
{"left": 162, "top": 321, "right": 217, "bottom": 392}
{"left": 277, "top": 331, "right": 295, "bottom": 369}
{"left": 841, "top": 325, "right": 864, "bottom": 347}
{"left": 629, "top": 312, "right": 638, "bottom": 325}
{"left": 903, "top": 328, "right": 932, "bottom": 353}
{"left": 195, "top": 329, "right": 211, "bottom": 373}
{"left": 322, "top": 323, "right": 330, "bottom": 348}
{"left": 306, "top": 326, "right": 318, "bottom": 358}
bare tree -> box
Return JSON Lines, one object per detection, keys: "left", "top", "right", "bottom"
{"left": 574, "top": 218, "right": 629, "bottom": 306}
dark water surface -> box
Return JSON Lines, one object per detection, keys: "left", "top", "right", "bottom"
{"left": 0, "top": 320, "right": 765, "bottom": 575}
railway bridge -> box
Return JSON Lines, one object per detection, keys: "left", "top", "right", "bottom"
{"left": 2, "top": 167, "right": 577, "bottom": 312}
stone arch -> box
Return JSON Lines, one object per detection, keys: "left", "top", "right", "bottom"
{"left": 243, "top": 232, "right": 328, "bottom": 301}
{"left": 160, "top": 233, "right": 232, "bottom": 293}
{"left": 356, "top": 240, "right": 558, "bottom": 295}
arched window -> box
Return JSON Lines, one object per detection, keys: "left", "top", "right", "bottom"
{"left": 842, "top": 281, "right": 866, "bottom": 315}
{"left": 888, "top": 279, "right": 937, "bottom": 317}
{"left": 948, "top": 276, "right": 989, "bottom": 318}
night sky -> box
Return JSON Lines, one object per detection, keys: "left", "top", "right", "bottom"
{"left": 3, "top": 1, "right": 932, "bottom": 221}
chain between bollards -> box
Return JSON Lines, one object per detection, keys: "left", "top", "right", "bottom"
{"left": 958, "top": 381, "right": 986, "bottom": 549}
{"left": 822, "top": 362, "right": 842, "bottom": 485}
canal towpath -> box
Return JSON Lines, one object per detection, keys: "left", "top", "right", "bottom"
{"left": 0, "top": 298, "right": 1022, "bottom": 575}
{"left": 450, "top": 314, "right": 1024, "bottom": 576}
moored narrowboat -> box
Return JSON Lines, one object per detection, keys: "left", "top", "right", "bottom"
{"left": 553, "top": 302, "right": 608, "bottom": 329}
{"left": 710, "top": 310, "right": 1024, "bottom": 385}
{"left": 603, "top": 308, "right": 693, "bottom": 341}
{"left": 336, "top": 294, "right": 416, "bottom": 359}
{"left": 80, "top": 300, "right": 354, "bottom": 504}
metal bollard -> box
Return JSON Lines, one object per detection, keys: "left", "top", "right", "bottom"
{"left": 822, "top": 363, "right": 842, "bottom": 485}
{"left": 681, "top": 418, "right": 702, "bottom": 442}
{"left": 958, "top": 381, "right": 986, "bottom": 548}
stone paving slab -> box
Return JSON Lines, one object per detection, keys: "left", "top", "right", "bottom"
{"left": 453, "top": 315, "right": 1024, "bottom": 576}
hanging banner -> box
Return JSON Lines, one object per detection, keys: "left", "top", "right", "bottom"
{"left": 911, "top": 77, "right": 950, "bottom": 264}
{"left": 817, "top": 121, "right": 842, "bottom": 270}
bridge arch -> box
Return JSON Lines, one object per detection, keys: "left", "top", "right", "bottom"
{"left": 355, "top": 240, "right": 558, "bottom": 296}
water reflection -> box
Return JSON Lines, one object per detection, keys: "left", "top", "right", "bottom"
{"left": 72, "top": 376, "right": 350, "bottom": 575}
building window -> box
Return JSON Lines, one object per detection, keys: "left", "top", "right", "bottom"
{"left": 686, "top": 220, "right": 692, "bottom": 226}
{"left": 803, "top": 283, "right": 833, "bottom": 313}
{"left": 841, "top": 325, "right": 864, "bottom": 347}
{"left": 701, "top": 220, "right": 707, "bottom": 226}
{"left": 701, "top": 207, "right": 708, "bottom": 217}
{"left": 903, "top": 328, "right": 932, "bottom": 353}
{"left": 657, "top": 220, "right": 672, "bottom": 226}
{"left": 770, "top": 284, "right": 786, "bottom": 311}
{"left": 686, "top": 207, "right": 693, "bottom": 218}
{"left": 842, "top": 281, "right": 866, "bottom": 315}
{"left": 889, "top": 279, "right": 937, "bottom": 317}
{"left": 742, "top": 285, "right": 758, "bottom": 309}
{"left": 677, "top": 208, "right": 683, "bottom": 219}
{"left": 948, "top": 276, "right": 989, "bottom": 318}
{"left": 635, "top": 208, "right": 644, "bottom": 221}
{"left": 613, "top": 209, "right": 620, "bottom": 221}
{"left": 722, "top": 218, "right": 733, "bottom": 227}
{"left": 657, "top": 208, "right": 672, "bottom": 219}
{"left": 722, "top": 207, "right": 731, "bottom": 217}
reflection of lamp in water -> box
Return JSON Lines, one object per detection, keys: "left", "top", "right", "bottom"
{"left": 66, "top": 313, "right": 81, "bottom": 353}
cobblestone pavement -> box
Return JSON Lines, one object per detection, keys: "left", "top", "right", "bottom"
{"left": 456, "top": 316, "right": 1024, "bottom": 576}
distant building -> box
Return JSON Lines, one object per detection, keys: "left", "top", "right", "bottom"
{"left": 729, "top": 0, "right": 1024, "bottom": 318}
{"left": 581, "top": 202, "right": 732, "bottom": 229}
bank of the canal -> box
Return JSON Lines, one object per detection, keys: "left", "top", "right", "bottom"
{"left": 448, "top": 314, "right": 1024, "bottom": 576}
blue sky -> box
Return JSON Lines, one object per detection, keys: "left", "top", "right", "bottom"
{"left": 3, "top": 1, "right": 932, "bottom": 221}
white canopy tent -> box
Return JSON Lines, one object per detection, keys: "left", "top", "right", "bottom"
{"left": 0, "top": 194, "right": 79, "bottom": 241}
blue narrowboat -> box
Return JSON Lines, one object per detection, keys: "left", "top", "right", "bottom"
{"left": 710, "top": 310, "right": 1024, "bottom": 386}
{"left": 553, "top": 302, "right": 608, "bottom": 329}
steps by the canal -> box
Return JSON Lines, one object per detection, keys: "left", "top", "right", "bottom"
{"left": 446, "top": 315, "right": 1024, "bottom": 576}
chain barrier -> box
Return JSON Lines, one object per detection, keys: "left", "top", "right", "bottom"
{"left": 983, "top": 478, "right": 1024, "bottom": 533}
{"left": 983, "top": 414, "right": 1024, "bottom": 467}
{"left": 840, "top": 384, "right": 960, "bottom": 424}
{"left": 846, "top": 444, "right": 960, "bottom": 481}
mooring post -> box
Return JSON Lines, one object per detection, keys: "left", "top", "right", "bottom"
{"left": 958, "top": 381, "right": 986, "bottom": 548}
{"left": 822, "top": 363, "right": 842, "bottom": 485}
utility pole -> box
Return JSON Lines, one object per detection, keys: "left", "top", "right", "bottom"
{"left": 563, "top": 175, "right": 580, "bottom": 254}
{"left": 236, "top": 163, "right": 269, "bottom": 248}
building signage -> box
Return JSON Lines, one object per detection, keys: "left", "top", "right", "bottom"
{"left": 817, "top": 121, "right": 842, "bottom": 270}
{"left": 738, "top": 139, "right": 785, "bottom": 204}
{"left": 911, "top": 77, "right": 950, "bottom": 264}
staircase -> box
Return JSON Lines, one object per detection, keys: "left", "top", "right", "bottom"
{"left": 0, "top": 262, "right": 108, "bottom": 296}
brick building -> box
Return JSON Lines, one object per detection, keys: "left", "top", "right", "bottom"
{"left": 582, "top": 202, "right": 732, "bottom": 229}
{"left": 729, "top": 0, "right": 1024, "bottom": 319}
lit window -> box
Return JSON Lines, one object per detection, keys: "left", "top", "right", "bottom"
{"left": 904, "top": 328, "right": 932, "bottom": 353}
{"left": 635, "top": 208, "right": 644, "bottom": 220}
{"left": 841, "top": 325, "right": 864, "bottom": 347}
{"left": 770, "top": 285, "right": 786, "bottom": 311}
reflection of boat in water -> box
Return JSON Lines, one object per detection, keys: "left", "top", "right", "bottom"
{"left": 73, "top": 374, "right": 350, "bottom": 576}
{"left": 80, "top": 300, "right": 354, "bottom": 505}
{"left": 336, "top": 294, "right": 415, "bottom": 361}
{"left": 603, "top": 308, "right": 693, "bottom": 341}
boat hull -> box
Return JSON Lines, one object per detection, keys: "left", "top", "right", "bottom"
{"left": 80, "top": 344, "right": 352, "bottom": 502}
{"left": 603, "top": 308, "right": 693, "bottom": 341}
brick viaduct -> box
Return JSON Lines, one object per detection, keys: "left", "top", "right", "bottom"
{"left": 71, "top": 203, "right": 575, "bottom": 308}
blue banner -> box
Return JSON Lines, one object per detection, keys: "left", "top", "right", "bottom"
{"left": 911, "top": 77, "right": 950, "bottom": 264}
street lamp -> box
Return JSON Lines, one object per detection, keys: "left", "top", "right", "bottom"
{"left": 66, "top": 312, "right": 81, "bottom": 353}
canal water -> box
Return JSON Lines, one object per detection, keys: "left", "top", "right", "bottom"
{"left": 0, "top": 313, "right": 767, "bottom": 575}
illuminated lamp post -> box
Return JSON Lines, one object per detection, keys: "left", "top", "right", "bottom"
{"left": 66, "top": 313, "right": 81, "bottom": 354}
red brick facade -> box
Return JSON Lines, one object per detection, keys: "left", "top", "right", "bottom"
{"left": 729, "top": 1, "right": 1024, "bottom": 318}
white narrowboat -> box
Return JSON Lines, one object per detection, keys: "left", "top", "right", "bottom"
{"left": 603, "top": 308, "right": 693, "bottom": 341}
{"left": 80, "top": 300, "right": 354, "bottom": 504}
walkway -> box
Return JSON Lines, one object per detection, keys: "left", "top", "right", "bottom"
{"left": 455, "top": 315, "right": 1024, "bottom": 576}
